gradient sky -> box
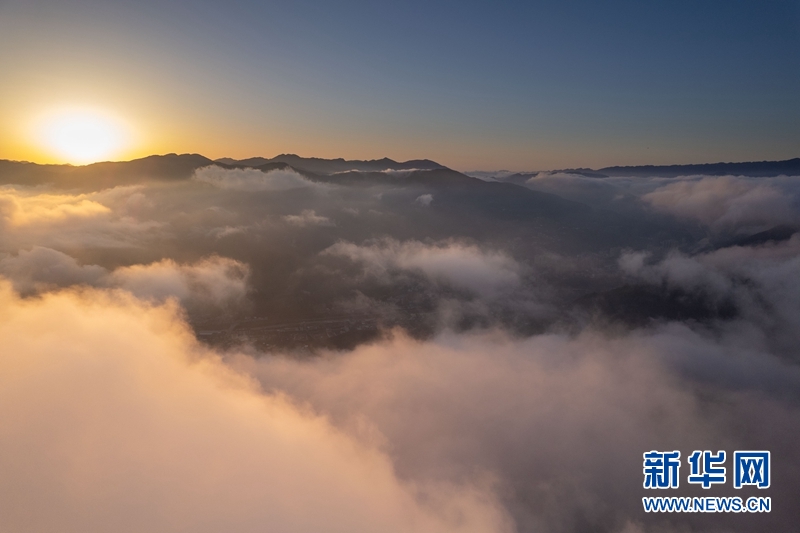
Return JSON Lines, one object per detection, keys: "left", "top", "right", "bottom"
{"left": 1, "top": 0, "right": 798, "bottom": 170}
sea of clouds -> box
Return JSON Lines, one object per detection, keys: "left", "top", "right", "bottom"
{"left": 1, "top": 168, "right": 799, "bottom": 532}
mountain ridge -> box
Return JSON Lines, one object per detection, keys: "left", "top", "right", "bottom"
{"left": 488, "top": 157, "right": 800, "bottom": 182}
{"left": 216, "top": 154, "right": 446, "bottom": 175}
{"left": 598, "top": 157, "right": 800, "bottom": 177}
{"left": 2, "top": 154, "right": 798, "bottom": 190}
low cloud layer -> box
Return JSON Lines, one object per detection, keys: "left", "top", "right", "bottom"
{"left": 324, "top": 239, "right": 521, "bottom": 296}
{"left": 3, "top": 279, "right": 798, "bottom": 533}
{"left": 0, "top": 246, "right": 106, "bottom": 293}
{"left": 0, "top": 189, "right": 110, "bottom": 227}
{"left": 0, "top": 248, "right": 248, "bottom": 314}
{"left": 237, "top": 326, "right": 800, "bottom": 532}
{"left": 416, "top": 193, "right": 434, "bottom": 206}
{"left": 3, "top": 161, "right": 800, "bottom": 532}
{"left": 283, "top": 209, "right": 334, "bottom": 227}
{"left": 620, "top": 235, "right": 800, "bottom": 358}
{"left": 642, "top": 176, "right": 798, "bottom": 231}
{"left": 110, "top": 256, "right": 250, "bottom": 312}
{"left": 520, "top": 173, "right": 800, "bottom": 234}
{"left": 0, "top": 282, "right": 510, "bottom": 533}
{"left": 194, "top": 166, "right": 322, "bottom": 191}
{"left": 0, "top": 185, "right": 163, "bottom": 250}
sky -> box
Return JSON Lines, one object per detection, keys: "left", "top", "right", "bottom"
{"left": 0, "top": 0, "right": 798, "bottom": 170}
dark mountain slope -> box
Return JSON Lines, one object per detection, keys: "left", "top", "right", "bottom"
{"left": 0, "top": 154, "right": 217, "bottom": 188}
{"left": 599, "top": 158, "right": 800, "bottom": 177}
{"left": 218, "top": 154, "right": 446, "bottom": 174}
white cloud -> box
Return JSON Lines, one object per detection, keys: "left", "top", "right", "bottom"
{"left": 416, "top": 194, "right": 434, "bottom": 206}
{"left": 194, "top": 166, "right": 322, "bottom": 192}
{"left": 0, "top": 189, "right": 110, "bottom": 227}
{"left": 0, "top": 186, "right": 164, "bottom": 250}
{"left": 0, "top": 282, "right": 511, "bottom": 533}
{"left": 323, "top": 239, "right": 520, "bottom": 295}
{"left": 208, "top": 225, "right": 248, "bottom": 239}
{"left": 236, "top": 325, "right": 800, "bottom": 533}
{"left": 283, "top": 209, "right": 334, "bottom": 227}
{"left": 0, "top": 250, "right": 249, "bottom": 314}
{"left": 642, "top": 175, "right": 798, "bottom": 230}
{"left": 619, "top": 235, "right": 800, "bottom": 357}
{"left": 109, "top": 256, "right": 249, "bottom": 311}
{"left": 0, "top": 246, "right": 106, "bottom": 294}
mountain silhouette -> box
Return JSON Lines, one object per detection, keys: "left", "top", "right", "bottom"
{"left": 598, "top": 158, "right": 800, "bottom": 177}
{"left": 0, "top": 153, "right": 216, "bottom": 188}
{"left": 216, "top": 154, "right": 446, "bottom": 175}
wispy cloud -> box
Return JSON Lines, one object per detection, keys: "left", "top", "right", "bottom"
{"left": 193, "top": 166, "right": 323, "bottom": 192}
{"left": 324, "top": 239, "right": 520, "bottom": 296}
{"left": 283, "top": 209, "right": 334, "bottom": 227}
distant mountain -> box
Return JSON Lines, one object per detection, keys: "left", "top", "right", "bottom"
{"left": 463, "top": 170, "right": 515, "bottom": 181}
{"left": 0, "top": 152, "right": 447, "bottom": 189}
{"left": 315, "top": 167, "right": 690, "bottom": 253}
{"left": 598, "top": 158, "right": 800, "bottom": 177}
{"left": 0, "top": 153, "right": 217, "bottom": 188}
{"left": 3, "top": 154, "right": 797, "bottom": 191}
{"left": 487, "top": 158, "right": 800, "bottom": 183}
{"left": 493, "top": 169, "right": 610, "bottom": 188}
{"left": 215, "top": 154, "right": 446, "bottom": 175}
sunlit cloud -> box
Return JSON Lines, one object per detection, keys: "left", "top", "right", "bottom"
{"left": 0, "top": 249, "right": 249, "bottom": 314}
{"left": 323, "top": 239, "right": 520, "bottom": 296}
{"left": 236, "top": 324, "right": 800, "bottom": 533}
{"left": 0, "top": 190, "right": 110, "bottom": 226}
{"left": 0, "top": 281, "right": 512, "bottom": 533}
{"left": 283, "top": 209, "right": 334, "bottom": 227}
{"left": 109, "top": 256, "right": 250, "bottom": 312}
{"left": 194, "top": 166, "right": 323, "bottom": 192}
{"left": 0, "top": 186, "right": 163, "bottom": 250}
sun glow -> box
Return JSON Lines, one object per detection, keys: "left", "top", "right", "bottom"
{"left": 37, "top": 109, "right": 130, "bottom": 165}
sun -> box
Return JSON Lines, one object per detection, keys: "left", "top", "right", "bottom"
{"left": 37, "top": 108, "right": 130, "bottom": 165}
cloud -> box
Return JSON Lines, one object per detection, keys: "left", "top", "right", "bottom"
{"left": 520, "top": 174, "right": 800, "bottom": 227}
{"left": 3, "top": 277, "right": 799, "bottom": 533}
{"left": 642, "top": 176, "right": 798, "bottom": 231}
{"left": 331, "top": 168, "right": 427, "bottom": 176}
{"left": 381, "top": 168, "right": 427, "bottom": 176}
{"left": 524, "top": 173, "right": 628, "bottom": 206}
{"left": 0, "top": 186, "right": 164, "bottom": 250}
{"left": 619, "top": 235, "right": 800, "bottom": 358}
{"left": 464, "top": 170, "right": 512, "bottom": 181}
{"left": 193, "top": 166, "right": 322, "bottom": 192}
{"left": 416, "top": 194, "right": 434, "bottom": 206}
{"left": 235, "top": 326, "right": 800, "bottom": 533}
{"left": 0, "top": 189, "right": 110, "bottom": 227}
{"left": 0, "top": 249, "right": 250, "bottom": 314}
{"left": 283, "top": 209, "right": 334, "bottom": 227}
{"left": 323, "top": 239, "right": 521, "bottom": 296}
{"left": 109, "top": 256, "right": 250, "bottom": 312}
{"left": 0, "top": 246, "right": 106, "bottom": 294}
{"left": 4, "top": 161, "right": 800, "bottom": 532}
{"left": 0, "top": 282, "right": 510, "bottom": 533}
{"left": 208, "top": 225, "right": 248, "bottom": 239}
